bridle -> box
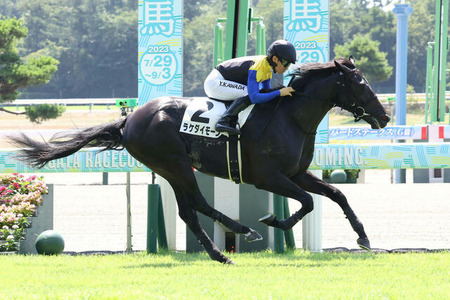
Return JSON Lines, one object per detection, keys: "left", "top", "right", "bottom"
{"left": 287, "top": 70, "right": 372, "bottom": 122}
{"left": 333, "top": 71, "right": 372, "bottom": 122}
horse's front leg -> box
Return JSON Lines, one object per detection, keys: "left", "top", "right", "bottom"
{"left": 254, "top": 173, "right": 315, "bottom": 231}
{"left": 293, "top": 170, "right": 371, "bottom": 251}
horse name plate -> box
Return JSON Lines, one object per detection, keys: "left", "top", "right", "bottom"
{"left": 180, "top": 98, "right": 253, "bottom": 138}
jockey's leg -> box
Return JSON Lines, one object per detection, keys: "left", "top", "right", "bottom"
{"left": 216, "top": 95, "right": 252, "bottom": 135}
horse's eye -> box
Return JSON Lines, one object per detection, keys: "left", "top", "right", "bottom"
{"left": 352, "top": 75, "right": 365, "bottom": 86}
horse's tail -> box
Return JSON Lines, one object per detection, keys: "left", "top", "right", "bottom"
{"left": 9, "top": 118, "right": 127, "bottom": 169}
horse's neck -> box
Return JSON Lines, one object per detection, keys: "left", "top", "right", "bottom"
{"left": 295, "top": 101, "right": 330, "bottom": 134}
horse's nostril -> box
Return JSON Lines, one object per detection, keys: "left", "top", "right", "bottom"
{"left": 381, "top": 114, "right": 390, "bottom": 122}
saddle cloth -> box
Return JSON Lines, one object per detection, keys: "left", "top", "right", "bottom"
{"left": 180, "top": 97, "right": 252, "bottom": 183}
{"left": 180, "top": 97, "right": 254, "bottom": 138}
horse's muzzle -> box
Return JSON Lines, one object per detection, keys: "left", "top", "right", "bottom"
{"left": 380, "top": 114, "right": 390, "bottom": 123}
{"left": 363, "top": 114, "right": 390, "bottom": 129}
{"left": 375, "top": 114, "right": 390, "bottom": 129}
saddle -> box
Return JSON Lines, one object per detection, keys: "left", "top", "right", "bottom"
{"left": 179, "top": 97, "right": 254, "bottom": 184}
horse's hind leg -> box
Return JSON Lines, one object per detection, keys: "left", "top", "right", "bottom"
{"left": 125, "top": 121, "right": 260, "bottom": 244}
{"left": 293, "top": 171, "right": 370, "bottom": 250}
{"left": 157, "top": 165, "right": 234, "bottom": 263}
{"left": 175, "top": 199, "right": 234, "bottom": 264}
{"left": 166, "top": 167, "right": 262, "bottom": 242}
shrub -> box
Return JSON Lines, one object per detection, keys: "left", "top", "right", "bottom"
{"left": 25, "top": 104, "right": 65, "bottom": 124}
{"left": 0, "top": 173, "right": 47, "bottom": 251}
{"left": 322, "top": 169, "right": 360, "bottom": 180}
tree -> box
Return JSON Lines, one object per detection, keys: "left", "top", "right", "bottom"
{"left": 0, "top": 15, "right": 59, "bottom": 102}
{"left": 406, "top": 0, "right": 436, "bottom": 92}
{"left": 182, "top": 0, "right": 284, "bottom": 96}
{"left": 25, "top": 104, "right": 65, "bottom": 124}
{"left": 183, "top": 1, "right": 226, "bottom": 96}
{"left": 334, "top": 34, "right": 392, "bottom": 83}
{"left": 16, "top": 0, "right": 137, "bottom": 99}
{"left": 336, "top": 0, "right": 438, "bottom": 93}
{"left": 253, "top": 0, "right": 284, "bottom": 44}
{"left": 0, "top": 0, "right": 436, "bottom": 98}
{"left": 330, "top": 2, "right": 396, "bottom": 92}
{"left": 0, "top": 0, "right": 20, "bottom": 19}
{"left": 360, "top": 0, "right": 398, "bottom": 8}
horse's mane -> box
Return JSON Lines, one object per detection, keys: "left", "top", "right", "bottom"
{"left": 288, "top": 57, "right": 355, "bottom": 91}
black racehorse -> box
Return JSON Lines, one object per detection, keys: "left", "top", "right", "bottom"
{"left": 10, "top": 58, "right": 390, "bottom": 264}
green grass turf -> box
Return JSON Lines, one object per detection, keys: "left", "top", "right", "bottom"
{"left": 0, "top": 250, "right": 448, "bottom": 299}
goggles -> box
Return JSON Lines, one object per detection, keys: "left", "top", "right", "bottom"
{"left": 280, "top": 58, "right": 291, "bottom": 68}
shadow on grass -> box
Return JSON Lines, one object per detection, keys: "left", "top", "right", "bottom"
{"left": 239, "top": 249, "right": 376, "bottom": 264}
{"left": 122, "top": 250, "right": 214, "bottom": 269}
{"left": 122, "top": 248, "right": 383, "bottom": 269}
{"left": 122, "top": 248, "right": 450, "bottom": 269}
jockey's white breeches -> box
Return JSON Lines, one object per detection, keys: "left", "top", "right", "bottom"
{"left": 204, "top": 69, "right": 248, "bottom": 101}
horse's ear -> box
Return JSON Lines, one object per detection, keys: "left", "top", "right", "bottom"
{"left": 334, "top": 60, "right": 352, "bottom": 74}
{"left": 349, "top": 55, "right": 355, "bottom": 65}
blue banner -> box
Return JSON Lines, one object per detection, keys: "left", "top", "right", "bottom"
{"left": 284, "top": 0, "right": 329, "bottom": 144}
{"left": 2, "top": 143, "right": 450, "bottom": 173}
{"left": 284, "top": 0, "right": 330, "bottom": 65}
{"left": 309, "top": 143, "right": 450, "bottom": 170}
{"left": 329, "top": 125, "right": 427, "bottom": 141}
{"left": 138, "top": 0, "right": 183, "bottom": 106}
{"left": 0, "top": 149, "right": 150, "bottom": 173}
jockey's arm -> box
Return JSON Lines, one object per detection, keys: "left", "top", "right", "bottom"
{"left": 247, "top": 71, "right": 280, "bottom": 104}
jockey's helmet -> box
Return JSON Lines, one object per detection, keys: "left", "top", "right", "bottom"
{"left": 267, "top": 40, "right": 297, "bottom": 67}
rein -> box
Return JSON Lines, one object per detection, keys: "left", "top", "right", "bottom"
{"left": 254, "top": 89, "right": 318, "bottom": 140}
{"left": 254, "top": 89, "right": 320, "bottom": 140}
{"left": 254, "top": 69, "right": 372, "bottom": 140}
{"left": 334, "top": 72, "right": 371, "bottom": 122}
{"left": 289, "top": 72, "right": 372, "bottom": 123}
{"left": 254, "top": 97, "right": 283, "bottom": 140}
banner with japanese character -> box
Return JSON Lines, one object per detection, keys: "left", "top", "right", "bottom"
{"left": 138, "top": 0, "right": 183, "bottom": 106}
{"left": 284, "top": 0, "right": 329, "bottom": 65}
{"left": 284, "top": 0, "right": 329, "bottom": 144}
{"left": 329, "top": 125, "right": 427, "bottom": 141}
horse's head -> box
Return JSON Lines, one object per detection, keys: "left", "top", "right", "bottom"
{"left": 334, "top": 58, "right": 390, "bottom": 129}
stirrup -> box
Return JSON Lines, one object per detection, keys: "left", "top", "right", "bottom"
{"left": 216, "top": 122, "right": 240, "bottom": 134}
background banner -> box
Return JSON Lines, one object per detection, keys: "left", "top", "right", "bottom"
{"left": 2, "top": 143, "right": 450, "bottom": 173}
{"left": 284, "top": 0, "right": 330, "bottom": 144}
{"left": 138, "top": 0, "right": 183, "bottom": 106}
{"left": 284, "top": 0, "right": 330, "bottom": 65}
{"left": 0, "top": 149, "right": 150, "bottom": 173}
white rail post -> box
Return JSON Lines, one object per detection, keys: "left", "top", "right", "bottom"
{"left": 302, "top": 170, "right": 322, "bottom": 252}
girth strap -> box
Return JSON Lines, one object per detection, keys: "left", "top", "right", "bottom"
{"left": 226, "top": 134, "right": 243, "bottom": 184}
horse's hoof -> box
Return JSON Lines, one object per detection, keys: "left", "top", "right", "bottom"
{"left": 224, "top": 259, "right": 236, "bottom": 265}
{"left": 357, "top": 237, "right": 371, "bottom": 251}
{"left": 244, "top": 228, "right": 263, "bottom": 242}
{"left": 259, "top": 214, "right": 276, "bottom": 226}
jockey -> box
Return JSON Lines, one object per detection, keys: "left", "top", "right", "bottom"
{"left": 204, "top": 40, "right": 297, "bottom": 135}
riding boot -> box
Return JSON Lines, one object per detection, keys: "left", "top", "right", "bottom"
{"left": 215, "top": 96, "right": 252, "bottom": 135}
